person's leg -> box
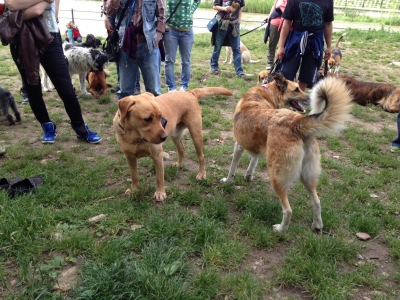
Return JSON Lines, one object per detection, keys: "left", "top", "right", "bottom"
{"left": 229, "top": 24, "right": 244, "bottom": 76}
{"left": 392, "top": 112, "right": 400, "bottom": 151}
{"left": 135, "top": 69, "right": 141, "bottom": 95}
{"left": 177, "top": 28, "right": 194, "bottom": 91}
{"left": 297, "top": 47, "right": 319, "bottom": 91}
{"left": 267, "top": 24, "right": 279, "bottom": 68}
{"left": 163, "top": 29, "right": 179, "bottom": 91}
{"left": 137, "top": 43, "right": 161, "bottom": 96}
{"left": 41, "top": 32, "right": 100, "bottom": 143}
{"left": 118, "top": 50, "right": 139, "bottom": 99}
{"left": 210, "top": 29, "right": 228, "bottom": 72}
{"left": 280, "top": 54, "right": 301, "bottom": 82}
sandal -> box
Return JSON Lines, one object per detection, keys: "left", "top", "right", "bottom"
{"left": 8, "top": 176, "right": 44, "bottom": 198}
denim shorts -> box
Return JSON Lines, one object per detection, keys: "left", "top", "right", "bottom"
{"left": 281, "top": 46, "right": 319, "bottom": 85}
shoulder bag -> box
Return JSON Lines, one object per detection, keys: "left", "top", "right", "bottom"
{"left": 102, "top": 0, "right": 132, "bottom": 62}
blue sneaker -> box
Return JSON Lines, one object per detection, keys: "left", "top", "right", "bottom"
{"left": 42, "top": 122, "right": 57, "bottom": 144}
{"left": 77, "top": 124, "right": 102, "bottom": 144}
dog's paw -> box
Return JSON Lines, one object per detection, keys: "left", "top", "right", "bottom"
{"left": 245, "top": 174, "right": 253, "bottom": 182}
{"left": 311, "top": 221, "right": 323, "bottom": 232}
{"left": 196, "top": 172, "right": 206, "bottom": 180}
{"left": 272, "top": 223, "right": 288, "bottom": 233}
{"left": 220, "top": 177, "right": 233, "bottom": 183}
{"left": 154, "top": 191, "right": 167, "bottom": 202}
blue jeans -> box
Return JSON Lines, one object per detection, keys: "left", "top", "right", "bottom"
{"left": 163, "top": 28, "right": 194, "bottom": 91}
{"left": 393, "top": 113, "right": 400, "bottom": 148}
{"left": 210, "top": 24, "right": 244, "bottom": 76}
{"left": 118, "top": 43, "right": 161, "bottom": 99}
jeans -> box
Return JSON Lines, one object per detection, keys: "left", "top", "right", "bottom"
{"left": 210, "top": 24, "right": 244, "bottom": 76}
{"left": 118, "top": 43, "right": 161, "bottom": 99}
{"left": 10, "top": 32, "right": 88, "bottom": 136}
{"left": 163, "top": 28, "right": 194, "bottom": 91}
{"left": 393, "top": 113, "right": 400, "bottom": 148}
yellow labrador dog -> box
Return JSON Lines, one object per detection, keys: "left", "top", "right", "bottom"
{"left": 222, "top": 74, "right": 352, "bottom": 233}
{"left": 114, "top": 87, "right": 233, "bottom": 201}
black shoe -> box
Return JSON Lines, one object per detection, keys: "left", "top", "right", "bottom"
{"left": 111, "top": 85, "right": 120, "bottom": 93}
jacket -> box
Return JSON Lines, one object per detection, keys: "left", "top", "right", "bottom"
{"left": 0, "top": 10, "right": 53, "bottom": 85}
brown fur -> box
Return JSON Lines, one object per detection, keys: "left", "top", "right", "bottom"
{"left": 114, "top": 87, "right": 233, "bottom": 201}
{"left": 86, "top": 70, "right": 111, "bottom": 99}
{"left": 224, "top": 41, "right": 261, "bottom": 64}
{"left": 258, "top": 70, "right": 269, "bottom": 85}
{"left": 319, "top": 72, "right": 400, "bottom": 113}
{"left": 222, "top": 75, "right": 353, "bottom": 233}
{"left": 328, "top": 33, "right": 346, "bottom": 74}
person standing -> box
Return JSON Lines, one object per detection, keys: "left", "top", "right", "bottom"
{"left": 5, "top": 0, "right": 102, "bottom": 144}
{"left": 276, "top": 0, "right": 333, "bottom": 91}
{"left": 265, "top": 0, "right": 287, "bottom": 70}
{"left": 163, "top": 0, "right": 200, "bottom": 92}
{"left": 103, "top": 0, "right": 166, "bottom": 98}
{"left": 210, "top": 0, "right": 245, "bottom": 78}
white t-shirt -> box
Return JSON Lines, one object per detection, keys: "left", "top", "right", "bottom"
{"left": 42, "top": 3, "right": 59, "bottom": 33}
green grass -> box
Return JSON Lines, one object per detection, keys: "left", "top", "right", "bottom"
{"left": 0, "top": 25, "right": 400, "bottom": 299}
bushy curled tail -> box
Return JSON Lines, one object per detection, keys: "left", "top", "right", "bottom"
{"left": 189, "top": 87, "right": 233, "bottom": 100}
{"left": 296, "top": 77, "right": 353, "bottom": 136}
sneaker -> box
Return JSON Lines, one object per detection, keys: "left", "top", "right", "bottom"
{"left": 20, "top": 87, "right": 29, "bottom": 103}
{"left": 211, "top": 69, "right": 219, "bottom": 75}
{"left": 0, "top": 146, "right": 5, "bottom": 156}
{"left": 77, "top": 124, "right": 102, "bottom": 144}
{"left": 266, "top": 64, "right": 273, "bottom": 70}
{"left": 391, "top": 146, "right": 400, "bottom": 153}
{"left": 168, "top": 88, "right": 177, "bottom": 92}
{"left": 237, "top": 73, "right": 245, "bottom": 79}
{"left": 179, "top": 87, "right": 187, "bottom": 92}
{"left": 110, "top": 85, "right": 120, "bottom": 93}
{"left": 42, "top": 122, "right": 57, "bottom": 144}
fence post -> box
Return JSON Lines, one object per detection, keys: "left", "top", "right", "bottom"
{"left": 71, "top": 8, "right": 74, "bottom": 23}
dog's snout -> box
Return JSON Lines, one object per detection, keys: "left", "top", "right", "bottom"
{"left": 160, "top": 133, "right": 168, "bottom": 142}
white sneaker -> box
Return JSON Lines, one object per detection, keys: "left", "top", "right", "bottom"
{"left": 179, "top": 87, "right": 187, "bottom": 92}
{"left": 168, "top": 88, "right": 177, "bottom": 92}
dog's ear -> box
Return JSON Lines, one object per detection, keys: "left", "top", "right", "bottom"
{"left": 273, "top": 73, "right": 288, "bottom": 92}
{"left": 118, "top": 97, "right": 136, "bottom": 121}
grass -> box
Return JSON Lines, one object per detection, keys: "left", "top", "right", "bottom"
{"left": 0, "top": 26, "right": 400, "bottom": 299}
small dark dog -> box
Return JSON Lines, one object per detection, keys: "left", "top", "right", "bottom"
{"left": 0, "top": 88, "right": 21, "bottom": 125}
{"left": 79, "top": 34, "right": 102, "bottom": 49}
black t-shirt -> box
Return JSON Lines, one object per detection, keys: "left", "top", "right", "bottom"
{"left": 282, "top": 0, "right": 334, "bottom": 33}
{"left": 213, "top": 0, "right": 245, "bottom": 21}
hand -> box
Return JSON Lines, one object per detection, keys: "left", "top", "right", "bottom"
{"left": 324, "top": 47, "right": 332, "bottom": 61}
{"left": 105, "top": 19, "right": 113, "bottom": 32}
{"left": 155, "top": 31, "right": 163, "bottom": 47}
{"left": 225, "top": 6, "right": 232, "bottom": 12}
{"left": 277, "top": 45, "right": 285, "bottom": 61}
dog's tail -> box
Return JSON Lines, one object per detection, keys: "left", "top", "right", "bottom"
{"left": 295, "top": 77, "right": 352, "bottom": 137}
{"left": 189, "top": 87, "right": 233, "bottom": 99}
{"left": 335, "top": 33, "right": 347, "bottom": 48}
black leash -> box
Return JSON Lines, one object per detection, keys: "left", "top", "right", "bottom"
{"left": 240, "top": 20, "right": 267, "bottom": 37}
{"left": 323, "top": 59, "right": 329, "bottom": 77}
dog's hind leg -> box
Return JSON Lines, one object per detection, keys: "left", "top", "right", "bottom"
{"left": 221, "top": 142, "right": 245, "bottom": 183}
{"left": 270, "top": 182, "right": 292, "bottom": 233}
{"left": 79, "top": 73, "right": 90, "bottom": 95}
{"left": 187, "top": 127, "right": 206, "bottom": 180}
{"left": 9, "top": 97, "right": 21, "bottom": 122}
{"left": 300, "top": 138, "right": 323, "bottom": 231}
{"left": 245, "top": 153, "right": 258, "bottom": 182}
